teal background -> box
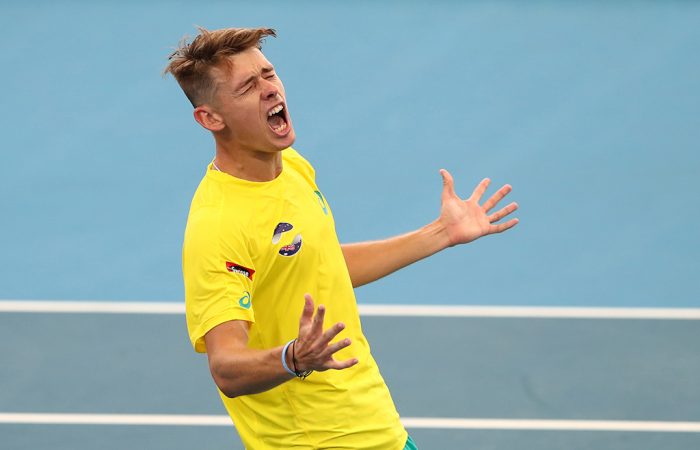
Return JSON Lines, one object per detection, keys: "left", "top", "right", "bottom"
{"left": 0, "top": 2, "right": 698, "bottom": 306}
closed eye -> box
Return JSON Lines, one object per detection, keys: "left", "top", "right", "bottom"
{"left": 238, "top": 82, "right": 254, "bottom": 95}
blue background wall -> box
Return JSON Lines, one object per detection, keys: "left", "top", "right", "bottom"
{"left": 1, "top": 1, "right": 698, "bottom": 306}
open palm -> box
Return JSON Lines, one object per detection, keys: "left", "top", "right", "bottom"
{"left": 438, "top": 169, "right": 519, "bottom": 246}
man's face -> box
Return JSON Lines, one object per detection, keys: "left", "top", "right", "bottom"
{"left": 210, "top": 47, "right": 295, "bottom": 152}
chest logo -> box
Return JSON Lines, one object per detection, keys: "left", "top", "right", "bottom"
{"left": 272, "top": 222, "right": 303, "bottom": 257}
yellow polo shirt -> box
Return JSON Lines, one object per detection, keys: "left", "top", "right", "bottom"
{"left": 182, "top": 148, "right": 406, "bottom": 449}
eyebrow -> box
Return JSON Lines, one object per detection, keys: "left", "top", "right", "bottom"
{"left": 235, "top": 66, "right": 275, "bottom": 92}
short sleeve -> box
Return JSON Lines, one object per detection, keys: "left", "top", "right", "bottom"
{"left": 183, "top": 205, "right": 256, "bottom": 353}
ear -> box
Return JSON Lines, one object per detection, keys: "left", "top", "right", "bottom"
{"left": 193, "top": 105, "right": 226, "bottom": 132}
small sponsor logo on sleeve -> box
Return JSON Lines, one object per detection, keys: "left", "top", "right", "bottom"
{"left": 238, "top": 291, "right": 252, "bottom": 309}
{"left": 226, "top": 261, "right": 255, "bottom": 280}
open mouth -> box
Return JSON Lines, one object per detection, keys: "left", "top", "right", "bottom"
{"left": 267, "top": 103, "right": 289, "bottom": 135}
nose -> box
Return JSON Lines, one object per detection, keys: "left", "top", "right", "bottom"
{"left": 261, "top": 78, "right": 280, "bottom": 101}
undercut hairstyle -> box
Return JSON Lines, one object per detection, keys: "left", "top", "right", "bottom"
{"left": 164, "top": 27, "right": 276, "bottom": 107}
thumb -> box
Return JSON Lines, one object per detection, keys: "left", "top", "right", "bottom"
{"left": 440, "top": 169, "right": 456, "bottom": 202}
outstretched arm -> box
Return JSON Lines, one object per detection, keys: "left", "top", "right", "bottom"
{"left": 341, "top": 169, "right": 519, "bottom": 288}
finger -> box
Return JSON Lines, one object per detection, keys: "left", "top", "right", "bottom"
{"left": 469, "top": 178, "right": 491, "bottom": 203}
{"left": 299, "top": 294, "right": 314, "bottom": 327}
{"left": 489, "top": 218, "right": 519, "bottom": 234}
{"left": 488, "top": 202, "right": 519, "bottom": 223}
{"left": 310, "top": 303, "right": 326, "bottom": 337}
{"left": 327, "top": 357, "right": 359, "bottom": 370}
{"left": 319, "top": 322, "right": 346, "bottom": 346}
{"left": 323, "top": 337, "right": 352, "bottom": 357}
{"left": 482, "top": 184, "right": 512, "bottom": 213}
{"left": 439, "top": 169, "right": 457, "bottom": 202}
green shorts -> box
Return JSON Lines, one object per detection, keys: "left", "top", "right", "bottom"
{"left": 404, "top": 434, "right": 419, "bottom": 450}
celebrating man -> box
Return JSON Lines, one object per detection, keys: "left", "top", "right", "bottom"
{"left": 165, "top": 27, "right": 518, "bottom": 450}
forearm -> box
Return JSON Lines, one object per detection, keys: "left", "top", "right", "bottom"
{"left": 206, "top": 299, "right": 356, "bottom": 398}
{"left": 210, "top": 343, "right": 295, "bottom": 398}
{"left": 341, "top": 219, "right": 451, "bottom": 288}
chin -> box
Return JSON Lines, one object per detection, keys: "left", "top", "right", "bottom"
{"left": 284, "top": 129, "right": 297, "bottom": 148}
{"left": 273, "top": 129, "right": 296, "bottom": 150}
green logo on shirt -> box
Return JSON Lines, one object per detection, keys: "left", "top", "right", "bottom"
{"left": 238, "top": 291, "right": 252, "bottom": 309}
{"left": 314, "top": 190, "right": 328, "bottom": 215}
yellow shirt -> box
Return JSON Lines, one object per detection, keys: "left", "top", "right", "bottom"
{"left": 183, "top": 148, "right": 406, "bottom": 449}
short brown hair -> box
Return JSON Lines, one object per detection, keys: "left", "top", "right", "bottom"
{"left": 164, "top": 27, "right": 276, "bottom": 107}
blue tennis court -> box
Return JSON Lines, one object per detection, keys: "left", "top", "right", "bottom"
{"left": 1, "top": 1, "right": 699, "bottom": 449}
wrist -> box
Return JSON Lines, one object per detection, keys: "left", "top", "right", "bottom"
{"left": 281, "top": 339, "right": 313, "bottom": 379}
{"left": 424, "top": 218, "right": 453, "bottom": 251}
{"left": 291, "top": 340, "right": 313, "bottom": 379}
{"left": 281, "top": 340, "right": 296, "bottom": 377}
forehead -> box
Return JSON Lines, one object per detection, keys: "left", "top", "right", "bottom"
{"left": 218, "top": 47, "right": 273, "bottom": 83}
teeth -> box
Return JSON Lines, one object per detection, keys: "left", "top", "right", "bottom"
{"left": 268, "top": 104, "right": 284, "bottom": 116}
{"left": 272, "top": 122, "right": 288, "bottom": 132}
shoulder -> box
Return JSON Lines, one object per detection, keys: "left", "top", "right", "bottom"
{"left": 184, "top": 174, "right": 251, "bottom": 251}
{"left": 283, "top": 147, "right": 316, "bottom": 183}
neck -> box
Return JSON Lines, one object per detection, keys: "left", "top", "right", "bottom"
{"left": 212, "top": 141, "right": 284, "bottom": 182}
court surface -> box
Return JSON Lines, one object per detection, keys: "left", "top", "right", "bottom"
{"left": 1, "top": 305, "right": 700, "bottom": 449}
{"left": 1, "top": 1, "right": 699, "bottom": 449}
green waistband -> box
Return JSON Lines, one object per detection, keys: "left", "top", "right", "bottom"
{"left": 404, "top": 434, "right": 419, "bottom": 450}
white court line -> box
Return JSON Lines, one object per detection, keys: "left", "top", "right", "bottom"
{"left": 0, "top": 413, "right": 230, "bottom": 426}
{"left": 0, "top": 301, "right": 185, "bottom": 314}
{"left": 359, "top": 305, "right": 700, "bottom": 319}
{"left": 1, "top": 300, "right": 700, "bottom": 319}
{"left": 401, "top": 418, "right": 700, "bottom": 432}
{"left": 1, "top": 413, "right": 700, "bottom": 432}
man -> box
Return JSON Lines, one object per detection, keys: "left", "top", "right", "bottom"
{"left": 165, "top": 27, "right": 518, "bottom": 450}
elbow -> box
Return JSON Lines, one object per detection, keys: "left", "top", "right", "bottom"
{"left": 219, "top": 384, "right": 242, "bottom": 399}
{"left": 213, "top": 372, "right": 261, "bottom": 399}
{"left": 210, "top": 360, "right": 243, "bottom": 399}
{"left": 213, "top": 374, "right": 244, "bottom": 399}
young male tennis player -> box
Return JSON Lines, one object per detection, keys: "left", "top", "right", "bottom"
{"left": 166, "top": 27, "right": 518, "bottom": 450}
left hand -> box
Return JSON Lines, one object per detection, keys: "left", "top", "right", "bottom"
{"left": 438, "top": 169, "right": 519, "bottom": 246}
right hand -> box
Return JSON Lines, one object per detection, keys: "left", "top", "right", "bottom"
{"left": 292, "top": 293, "right": 358, "bottom": 372}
